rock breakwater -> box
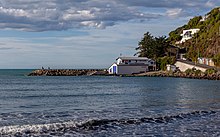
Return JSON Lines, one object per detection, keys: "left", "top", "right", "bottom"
{"left": 135, "top": 71, "right": 220, "bottom": 80}
{"left": 28, "top": 69, "right": 220, "bottom": 80}
{"left": 28, "top": 69, "right": 108, "bottom": 76}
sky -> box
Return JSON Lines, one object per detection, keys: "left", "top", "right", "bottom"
{"left": 0, "top": 0, "right": 219, "bottom": 69}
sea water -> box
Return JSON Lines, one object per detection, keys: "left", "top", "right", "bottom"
{"left": 0, "top": 69, "right": 220, "bottom": 136}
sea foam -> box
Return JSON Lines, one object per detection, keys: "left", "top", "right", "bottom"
{"left": 0, "top": 110, "right": 216, "bottom": 136}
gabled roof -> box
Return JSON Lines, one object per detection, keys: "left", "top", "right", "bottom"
{"left": 116, "top": 56, "right": 152, "bottom": 61}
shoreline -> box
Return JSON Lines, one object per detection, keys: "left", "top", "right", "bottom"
{"left": 28, "top": 69, "right": 220, "bottom": 80}
{"left": 133, "top": 71, "right": 220, "bottom": 80}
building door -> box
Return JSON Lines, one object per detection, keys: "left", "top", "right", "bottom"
{"left": 113, "top": 66, "right": 117, "bottom": 74}
{"left": 148, "top": 66, "right": 153, "bottom": 71}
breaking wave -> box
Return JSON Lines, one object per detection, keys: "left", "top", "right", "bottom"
{"left": 0, "top": 110, "right": 216, "bottom": 136}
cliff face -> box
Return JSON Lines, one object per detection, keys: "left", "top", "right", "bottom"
{"left": 168, "top": 7, "right": 220, "bottom": 60}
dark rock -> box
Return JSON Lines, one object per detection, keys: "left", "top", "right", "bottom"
{"left": 28, "top": 69, "right": 107, "bottom": 76}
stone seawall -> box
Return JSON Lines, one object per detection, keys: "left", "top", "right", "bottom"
{"left": 28, "top": 69, "right": 108, "bottom": 76}
{"left": 135, "top": 71, "right": 220, "bottom": 80}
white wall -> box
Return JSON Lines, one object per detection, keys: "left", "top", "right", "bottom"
{"left": 180, "top": 29, "right": 200, "bottom": 43}
{"left": 167, "top": 65, "right": 176, "bottom": 71}
{"left": 175, "top": 61, "right": 206, "bottom": 72}
{"left": 108, "top": 63, "right": 118, "bottom": 74}
{"left": 117, "top": 65, "right": 148, "bottom": 75}
{"left": 117, "top": 58, "right": 122, "bottom": 64}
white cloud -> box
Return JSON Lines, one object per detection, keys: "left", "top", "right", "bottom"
{"left": 166, "top": 8, "right": 183, "bottom": 18}
{"left": 0, "top": 7, "right": 28, "bottom": 17}
{"left": 0, "top": 0, "right": 218, "bottom": 31}
{"left": 205, "top": 0, "right": 215, "bottom": 7}
{"left": 0, "top": 0, "right": 162, "bottom": 31}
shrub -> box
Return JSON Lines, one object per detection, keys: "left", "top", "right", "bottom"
{"left": 195, "top": 69, "right": 202, "bottom": 76}
{"left": 185, "top": 68, "right": 194, "bottom": 75}
{"left": 156, "top": 56, "right": 176, "bottom": 70}
{"left": 205, "top": 68, "right": 217, "bottom": 75}
{"left": 213, "top": 53, "right": 220, "bottom": 67}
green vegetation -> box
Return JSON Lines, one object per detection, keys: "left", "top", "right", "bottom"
{"left": 156, "top": 56, "right": 176, "bottom": 70}
{"left": 185, "top": 68, "right": 194, "bottom": 75}
{"left": 135, "top": 32, "right": 169, "bottom": 60}
{"left": 136, "top": 7, "right": 220, "bottom": 70}
{"left": 135, "top": 32, "right": 173, "bottom": 70}
{"left": 168, "top": 7, "right": 220, "bottom": 62}
{"left": 205, "top": 68, "right": 218, "bottom": 75}
{"left": 185, "top": 68, "right": 202, "bottom": 76}
{"left": 213, "top": 53, "right": 220, "bottom": 66}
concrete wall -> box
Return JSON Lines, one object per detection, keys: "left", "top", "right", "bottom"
{"left": 175, "top": 61, "right": 207, "bottom": 72}
{"left": 118, "top": 65, "right": 148, "bottom": 75}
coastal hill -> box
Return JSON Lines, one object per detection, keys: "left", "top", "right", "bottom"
{"left": 168, "top": 7, "right": 220, "bottom": 62}
{"left": 135, "top": 7, "right": 220, "bottom": 70}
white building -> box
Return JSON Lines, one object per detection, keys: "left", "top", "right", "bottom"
{"left": 166, "top": 64, "right": 177, "bottom": 72}
{"left": 180, "top": 29, "right": 200, "bottom": 43}
{"left": 108, "top": 57, "right": 156, "bottom": 75}
{"left": 197, "top": 57, "right": 215, "bottom": 66}
{"left": 200, "top": 15, "right": 209, "bottom": 22}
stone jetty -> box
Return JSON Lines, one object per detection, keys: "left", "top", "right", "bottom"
{"left": 28, "top": 69, "right": 108, "bottom": 76}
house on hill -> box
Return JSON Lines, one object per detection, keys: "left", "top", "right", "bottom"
{"left": 179, "top": 29, "right": 200, "bottom": 43}
{"left": 108, "top": 57, "right": 156, "bottom": 75}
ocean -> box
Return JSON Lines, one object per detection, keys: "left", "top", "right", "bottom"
{"left": 0, "top": 69, "right": 220, "bottom": 136}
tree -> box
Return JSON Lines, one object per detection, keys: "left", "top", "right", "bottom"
{"left": 154, "top": 36, "right": 169, "bottom": 58}
{"left": 156, "top": 56, "right": 176, "bottom": 70}
{"left": 135, "top": 32, "right": 169, "bottom": 60}
{"left": 213, "top": 53, "right": 220, "bottom": 67}
{"left": 135, "top": 32, "right": 154, "bottom": 58}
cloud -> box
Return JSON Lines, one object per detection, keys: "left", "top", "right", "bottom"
{"left": 166, "top": 8, "right": 183, "bottom": 18}
{"left": 205, "top": 0, "right": 216, "bottom": 7}
{"left": 0, "top": 0, "right": 161, "bottom": 31}
{"left": 117, "top": 0, "right": 218, "bottom": 8}
{"left": 0, "top": 0, "right": 219, "bottom": 31}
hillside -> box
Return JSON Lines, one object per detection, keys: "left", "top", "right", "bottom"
{"left": 168, "top": 7, "right": 220, "bottom": 62}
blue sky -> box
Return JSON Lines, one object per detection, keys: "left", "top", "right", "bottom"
{"left": 0, "top": 0, "right": 219, "bottom": 69}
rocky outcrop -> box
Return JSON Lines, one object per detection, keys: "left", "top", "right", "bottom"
{"left": 28, "top": 69, "right": 108, "bottom": 76}
{"left": 135, "top": 71, "right": 220, "bottom": 80}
